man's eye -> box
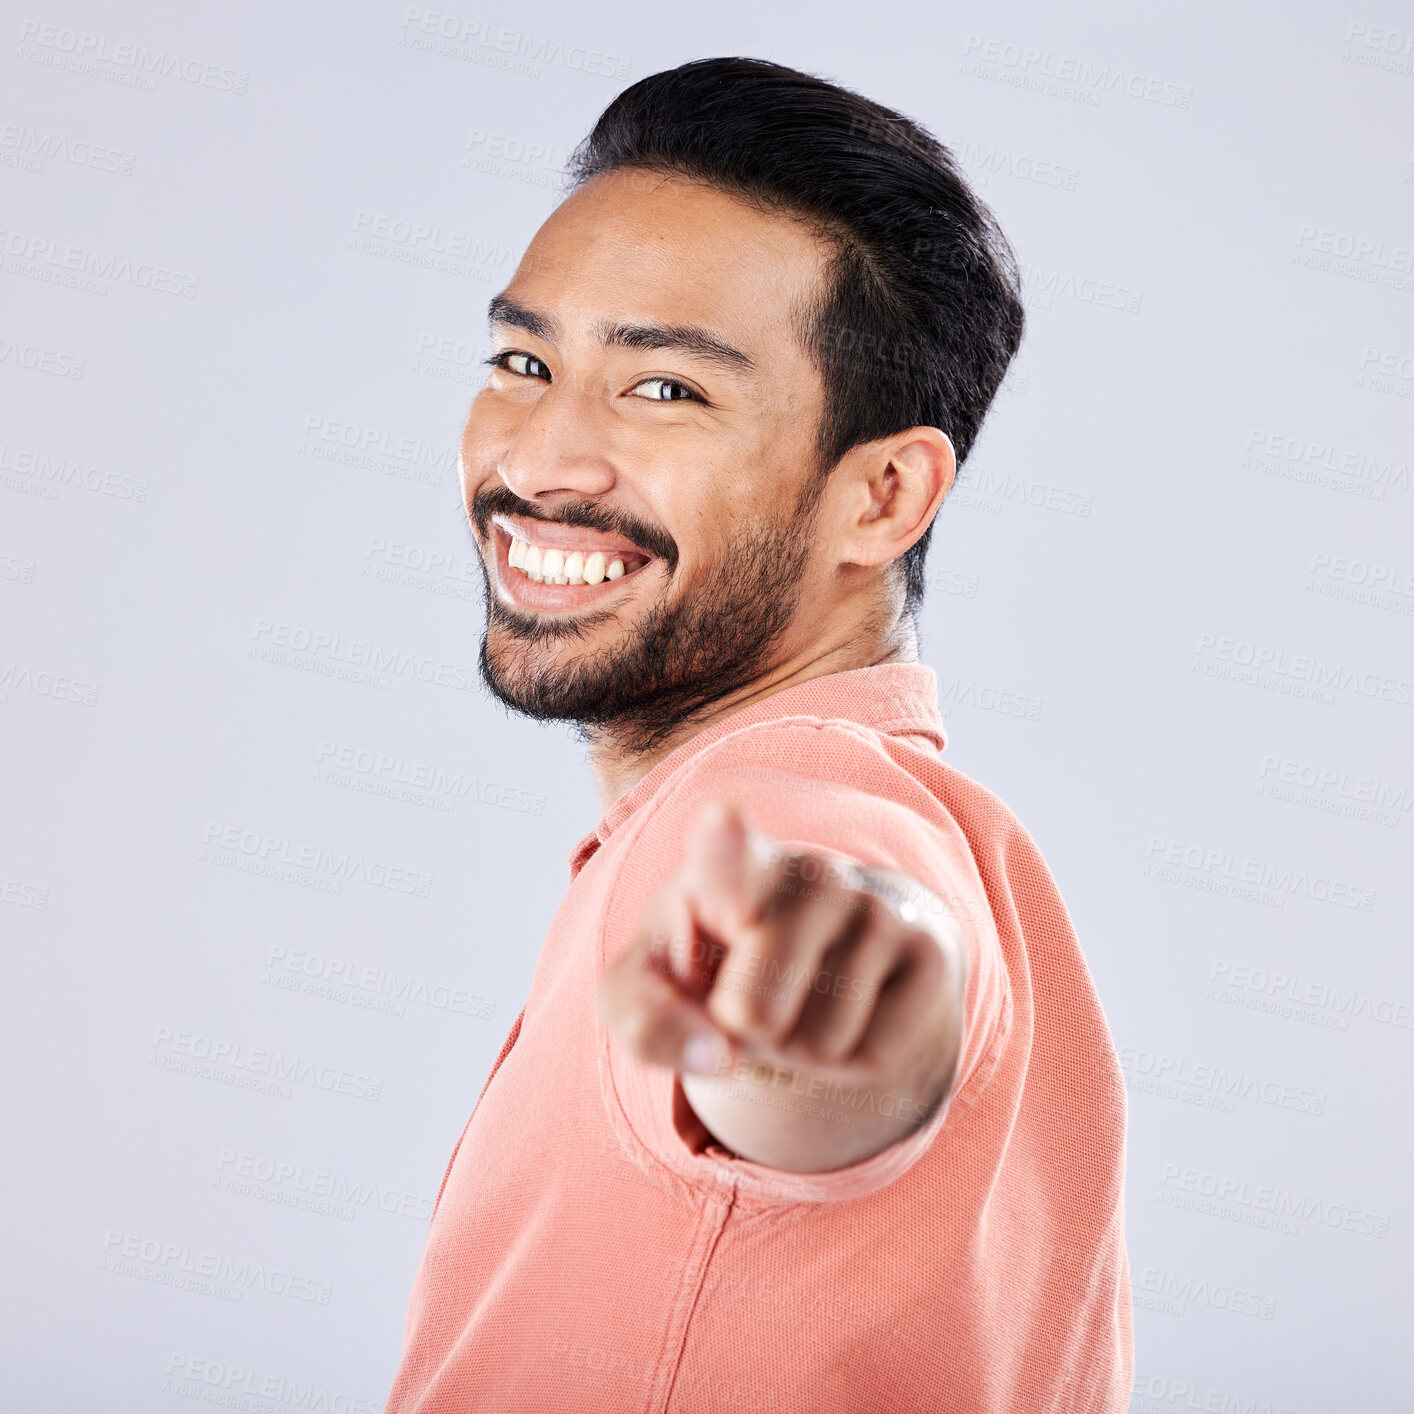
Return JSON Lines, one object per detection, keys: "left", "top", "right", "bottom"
{"left": 629, "top": 377, "right": 699, "bottom": 403}
{"left": 485, "top": 351, "right": 550, "bottom": 381}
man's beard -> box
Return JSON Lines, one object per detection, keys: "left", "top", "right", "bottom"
{"left": 470, "top": 474, "right": 827, "bottom": 759}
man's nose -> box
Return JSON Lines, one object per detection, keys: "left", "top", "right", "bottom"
{"left": 496, "top": 375, "right": 616, "bottom": 501}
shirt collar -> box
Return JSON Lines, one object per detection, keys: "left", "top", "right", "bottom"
{"left": 566, "top": 661, "right": 947, "bottom": 878}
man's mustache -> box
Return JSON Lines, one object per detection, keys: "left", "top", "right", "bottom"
{"left": 469, "top": 482, "right": 679, "bottom": 569}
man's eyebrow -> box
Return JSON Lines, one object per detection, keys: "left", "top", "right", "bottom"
{"left": 487, "top": 293, "right": 755, "bottom": 376}
{"left": 592, "top": 318, "right": 755, "bottom": 375}
{"left": 487, "top": 294, "right": 556, "bottom": 343}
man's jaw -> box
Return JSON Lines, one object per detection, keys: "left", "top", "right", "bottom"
{"left": 489, "top": 512, "right": 659, "bottom": 612}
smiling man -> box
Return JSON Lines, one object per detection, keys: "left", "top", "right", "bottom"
{"left": 387, "top": 57, "right": 1132, "bottom": 1413}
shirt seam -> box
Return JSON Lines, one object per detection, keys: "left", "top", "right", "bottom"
{"left": 651, "top": 1190, "right": 737, "bottom": 1414}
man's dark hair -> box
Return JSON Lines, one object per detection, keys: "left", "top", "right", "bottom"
{"left": 564, "top": 56, "right": 1025, "bottom": 622}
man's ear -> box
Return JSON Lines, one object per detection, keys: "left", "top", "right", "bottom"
{"left": 834, "top": 426, "right": 956, "bottom": 570}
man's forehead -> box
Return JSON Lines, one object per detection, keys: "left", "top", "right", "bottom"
{"left": 501, "top": 173, "right": 827, "bottom": 359}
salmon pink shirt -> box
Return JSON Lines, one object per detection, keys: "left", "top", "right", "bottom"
{"left": 387, "top": 662, "right": 1133, "bottom": 1412}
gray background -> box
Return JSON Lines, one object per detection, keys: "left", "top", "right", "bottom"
{"left": 2, "top": 1, "right": 1411, "bottom": 1409}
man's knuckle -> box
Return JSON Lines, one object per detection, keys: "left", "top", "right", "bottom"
{"left": 730, "top": 992, "right": 777, "bottom": 1034}
{"left": 813, "top": 1029, "right": 858, "bottom": 1065}
{"left": 623, "top": 1006, "right": 670, "bottom": 1056}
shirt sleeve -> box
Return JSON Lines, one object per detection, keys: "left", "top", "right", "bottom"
{"left": 599, "top": 715, "right": 1012, "bottom": 1203}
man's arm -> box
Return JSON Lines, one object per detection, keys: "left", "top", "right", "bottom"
{"left": 596, "top": 798, "right": 969, "bottom": 1173}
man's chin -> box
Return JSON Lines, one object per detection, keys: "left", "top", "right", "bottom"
{"left": 471, "top": 523, "right": 811, "bottom": 754}
{"left": 478, "top": 627, "right": 644, "bottom": 726}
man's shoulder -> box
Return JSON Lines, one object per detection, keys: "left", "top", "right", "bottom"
{"left": 622, "top": 711, "right": 1039, "bottom": 917}
{"left": 657, "top": 712, "right": 1016, "bottom": 838}
{"left": 624, "top": 713, "right": 966, "bottom": 882}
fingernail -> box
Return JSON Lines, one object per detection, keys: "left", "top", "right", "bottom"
{"left": 682, "top": 1033, "right": 730, "bottom": 1076}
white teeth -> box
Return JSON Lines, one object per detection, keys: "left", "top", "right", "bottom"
{"left": 504, "top": 530, "right": 646, "bottom": 588}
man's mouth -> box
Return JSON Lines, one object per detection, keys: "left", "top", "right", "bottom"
{"left": 507, "top": 536, "right": 651, "bottom": 585}
{"left": 489, "top": 512, "right": 656, "bottom": 605}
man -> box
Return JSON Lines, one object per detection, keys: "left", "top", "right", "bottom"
{"left": 387, "top": 56, "right": 1132, "bottom": 1413}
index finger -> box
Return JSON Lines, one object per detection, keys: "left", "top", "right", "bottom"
{"left": 598, "top": 920, "right": 738, "bottom": 1077}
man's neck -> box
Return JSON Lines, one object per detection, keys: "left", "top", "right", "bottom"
{"left": 586, "top": 618, "right": 919, "bottom": 816}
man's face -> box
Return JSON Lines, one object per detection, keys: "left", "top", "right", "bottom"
{"left": 462, "top": 169, "right": 839, "bottom": 755}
